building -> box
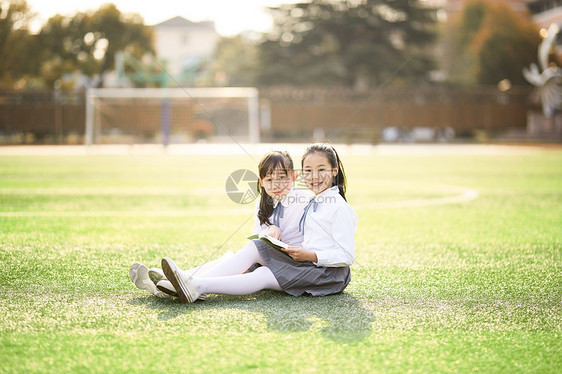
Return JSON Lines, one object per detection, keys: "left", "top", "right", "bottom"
{"left": 152, "top": 16, "right": 219, "bottom": 84}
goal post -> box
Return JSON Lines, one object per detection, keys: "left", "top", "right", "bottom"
{"left": 85, "top": 87, "right": 260, "bottom": 146}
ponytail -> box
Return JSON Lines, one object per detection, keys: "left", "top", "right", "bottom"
{"left": 258, "top": 192, "right": 275, "bottom": 226}
{"left": 331, "top": 146, "right": 347, "bottom": 201}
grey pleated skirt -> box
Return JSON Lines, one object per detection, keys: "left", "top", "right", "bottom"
{"left": 254, "top": 239, "right": 351, "bottom": 297}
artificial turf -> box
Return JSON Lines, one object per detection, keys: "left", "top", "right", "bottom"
{"left": 0, "top": 145, "right": 560, "bottom": 373}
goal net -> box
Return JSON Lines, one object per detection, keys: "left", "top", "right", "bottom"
{"left": 85, "top": 87, "right": 260, "bottom": 146}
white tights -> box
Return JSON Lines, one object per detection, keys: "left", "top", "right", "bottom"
{"left": 189, "top": 241, "right": 282, "bottom": 295}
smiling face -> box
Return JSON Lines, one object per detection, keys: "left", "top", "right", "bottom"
{"left": 302, "top": 152, "right": 338, "bottom": 195}
{"left": 259, "top": 167, "right": 296, "bottom": 201}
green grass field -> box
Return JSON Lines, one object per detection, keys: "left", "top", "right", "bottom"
{"left": 0, "top": 145, "right": 561, "bottom": 373}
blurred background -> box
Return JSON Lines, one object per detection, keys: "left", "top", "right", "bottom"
{"left": 1, "top": 0, "right": 561, "bottom": 145}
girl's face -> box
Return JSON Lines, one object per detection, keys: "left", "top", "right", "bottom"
{"left": 302, "top": 152, "right": 338, "bottom": 195}
{"left": 259, "top": 167, "right": 297, "bottom": 201}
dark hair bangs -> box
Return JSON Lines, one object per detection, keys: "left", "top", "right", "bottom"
{"left": 259, "top": 153, "right": 293, "bottom": 179}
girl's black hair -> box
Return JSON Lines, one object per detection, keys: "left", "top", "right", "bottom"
{"left": 301, "top": 143, "right": 347, "bottom": 201}
{"left": 257, "top": 151, "right": 294, "bottom": 226}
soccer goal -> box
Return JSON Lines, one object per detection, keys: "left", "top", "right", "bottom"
{"left": 85, "top": 87, "right": 260, "bottom": 146}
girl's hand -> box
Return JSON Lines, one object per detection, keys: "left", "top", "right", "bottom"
{"left": 267, "top": 225, "right": 282, "bottom": 240}
{"left": 286, "top": 246, "right": 318, "bottom": 262}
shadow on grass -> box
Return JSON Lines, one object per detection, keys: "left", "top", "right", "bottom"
{"left": 128, "top": 291, "right": 375, "bottom": 344}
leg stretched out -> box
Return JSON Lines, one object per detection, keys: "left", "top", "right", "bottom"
{"left": 192, "top": 241, "right": 265, "bottom": 278}
{"left": 192, "top": 266, "right": 282, "bottom": 296}
{"left": 161, "top": 245, "right": 282, "bottom": 303}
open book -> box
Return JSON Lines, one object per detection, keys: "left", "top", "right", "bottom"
{"left": 247, "top": 233, "right": 290, "bottom": 254}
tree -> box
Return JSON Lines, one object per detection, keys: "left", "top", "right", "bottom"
{"left": 89, "top": 4, "right": 153, "bottom": 87}
{"left": 472, "top": 2, "right": 540, "bottom": 85}
{"left": 258, "top": 0, "right": 438, "bottom": 89}
{"left": 443, "top": 0, "right": 540, "bottom": 86}
{"left": 209, "top": 35, "right": 260, "bottom": 86}
{"left": 37, "top": 3, "right": 153, "bottom": 89}
{"left": 36, "top": 14, "right": 88, "bottom": 88}
{"left": 0, "top": 0, "right": 37, "bottom": 89}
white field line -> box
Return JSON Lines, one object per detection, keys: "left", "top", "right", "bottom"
{"left": 0, "top": 208, "right": 250, "bottom": 217}
{"left": 0, "top": 185, "right": 478, "bottom": 217}
{"left": 0, "top": 187, "right": 223, "bottom": 195}
{"left": 0, "top": 143, "right": 547, "bottom": 156}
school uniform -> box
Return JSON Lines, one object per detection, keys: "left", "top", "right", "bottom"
{"left": 256, "top": 186, "right": 358, "bottom": 297}
{"left": 252, "top": 187, "right": 312, "bottom": 247}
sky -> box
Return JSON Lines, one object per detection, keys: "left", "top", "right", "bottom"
{"left": 26, "top": 0, "right": 288, "bottom": 36}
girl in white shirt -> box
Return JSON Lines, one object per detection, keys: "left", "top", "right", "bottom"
{"left": 251, "top": 154, "right": 312, "bottom": 247}
{"left": 131, "top": 150, "right": 310, "bottom": 299}
{"left": 161, "top": 144, "right": 357, "bottom": 302}
{"left": 280, "top": 143, "right": 358, "bottom": 295}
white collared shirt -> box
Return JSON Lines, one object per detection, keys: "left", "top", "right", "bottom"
{"left": 302, "top": 186, "right": 358, "bottom": 267}
{"left": 252, "top": 187, "right": 313, "bottom": 247}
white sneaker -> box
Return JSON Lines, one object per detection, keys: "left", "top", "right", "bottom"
{"left": 129, "top": 262, "right": 171, "bottom": 299}
{"left": 156, "top": 280, "right": 178, "bottom": 297}
{"left": 161, "top": 257, "right": 201, "bottom": 303}
{"left": 148, "top": 267, "right": 166, "bottom": 284}
{"left": 156, "top": 279, "right": 208, "bottom": 301}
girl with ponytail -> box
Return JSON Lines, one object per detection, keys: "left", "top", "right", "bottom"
{"left": 253, "top": 150, "right": 312, "bottom": 242}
